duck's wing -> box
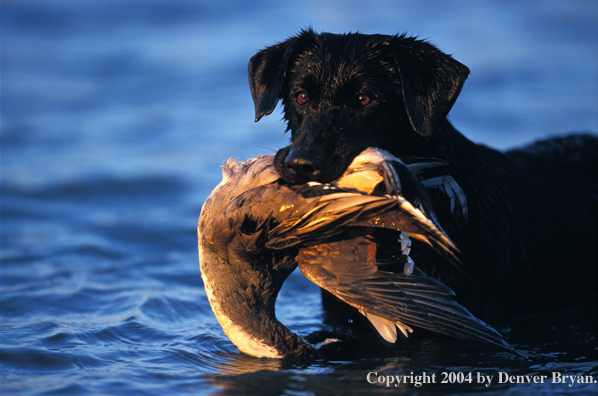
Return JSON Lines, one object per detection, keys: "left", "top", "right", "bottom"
{"left": 297, "top": 236, "right": 516, "bottom": 353}
{"left": 208, "top": 180, "right": 459, "bottom": 263}
{"left": 265, "top": 183, "right": 459, "bottom": 264}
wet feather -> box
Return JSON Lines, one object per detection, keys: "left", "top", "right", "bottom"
{"left": 198, "top": 148, "right": 518, "bottom": 357}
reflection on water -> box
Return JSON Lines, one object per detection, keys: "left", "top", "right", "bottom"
{"left": 2, "top": 0, "right": 597, "bottom": 395}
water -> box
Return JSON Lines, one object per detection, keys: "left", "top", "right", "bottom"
{"left": 1, "top": 0, "right": 597, "bottom": 394}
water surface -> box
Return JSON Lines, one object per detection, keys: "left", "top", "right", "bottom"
{"left": 2, "top": 1, "right": 597, "bottom": 394}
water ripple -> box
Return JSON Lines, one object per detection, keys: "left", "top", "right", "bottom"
{"left": 2, "top": 1, "right": 597, "bottom": 394}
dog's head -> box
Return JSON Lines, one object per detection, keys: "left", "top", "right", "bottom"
{"left": 249, "top": 29, "right": 469, "bottom": 184}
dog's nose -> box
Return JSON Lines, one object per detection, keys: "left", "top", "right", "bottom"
{"left": 284, "top": 148, "right": 323, "bottom": 183}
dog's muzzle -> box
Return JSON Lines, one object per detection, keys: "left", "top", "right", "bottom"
{"left": 283, "top": 147, "right": 324, "bottom": 184}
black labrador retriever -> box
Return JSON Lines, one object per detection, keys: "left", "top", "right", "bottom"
{"left": 248, "top": 28, "right": 597, "bottom": 326}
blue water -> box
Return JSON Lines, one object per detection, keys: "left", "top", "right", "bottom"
{"left": 1, "top": 1, "right": 597, "bottom": 395}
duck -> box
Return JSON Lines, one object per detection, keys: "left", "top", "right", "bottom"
{"left": 198, "top": 148, "right": 517, "bottom": 358}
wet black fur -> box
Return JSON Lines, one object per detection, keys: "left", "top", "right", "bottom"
{"left": 248, "top": 29, "right": 598, "bottom": 324}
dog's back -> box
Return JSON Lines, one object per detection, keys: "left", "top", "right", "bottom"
{"left": 418, "top": 129, "right": 598, "bottom": 322}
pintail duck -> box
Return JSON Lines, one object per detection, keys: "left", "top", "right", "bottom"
{"left": 198, "top": 148, "right": 516, "bottom": 358}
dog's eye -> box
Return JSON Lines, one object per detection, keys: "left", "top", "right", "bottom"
{"left": 296, "top": 92, "right": 309, "bottom": 105}
{"left": 357, "top": 94, "right": 372, "bottom": 106}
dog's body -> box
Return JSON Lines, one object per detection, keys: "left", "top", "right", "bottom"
{"left": 248, "top": 29, "right": 597, "bottom": 325}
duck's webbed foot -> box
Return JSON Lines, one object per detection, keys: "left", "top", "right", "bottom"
{"left": 421, "top": 176, "right": 468, "bottom": 221}
{"left": 304, "top": 330, "right": 356, "bottom": 356}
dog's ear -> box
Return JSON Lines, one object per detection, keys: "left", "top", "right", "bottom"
{"left": 248, "top": 30, "right": 316, "bottom": 122}
{"left": 248, "top": 41, "right": 295, "bottom": 122}
{"left": 387, "top": 36, "right": 470, "bottom": 137}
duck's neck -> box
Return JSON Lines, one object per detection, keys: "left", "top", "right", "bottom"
{"left": 200, "top": 247, "right": 316, "bottom": 358}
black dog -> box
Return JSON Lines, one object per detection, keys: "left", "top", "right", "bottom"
{"left": 248, "top": 29, "right": 597, "bottom": 325}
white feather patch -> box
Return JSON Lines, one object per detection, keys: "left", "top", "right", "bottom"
{"left": 365, "top": 313, "right": 398, "bottom": 343}
{"left": 361, "top": 311, "right": 414, "bottom": 343}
